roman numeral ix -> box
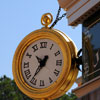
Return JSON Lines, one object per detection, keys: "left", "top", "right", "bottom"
{"left": 56, "top": 60, "right": 62, "bottom": 66}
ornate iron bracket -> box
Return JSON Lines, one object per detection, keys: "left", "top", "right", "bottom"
{"left": 72, "top": 49, "right": 82, "bottom": 71}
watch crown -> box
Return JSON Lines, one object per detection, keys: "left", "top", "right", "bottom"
{"left": 41, "top": 13, "right": 53, "bottom": 28}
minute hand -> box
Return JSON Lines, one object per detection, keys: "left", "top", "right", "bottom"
{"left": 33, "top": 65, "right": 42, "bottom": 77}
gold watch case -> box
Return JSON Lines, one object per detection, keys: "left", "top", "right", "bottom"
{"left": 12, "top": 27, "right": 78, "bottom": 100}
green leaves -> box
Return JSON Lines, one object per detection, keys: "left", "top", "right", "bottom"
{"left": 0, "top": 75, "right": 77, "bottom": 100}
{"left": 55, "top": 93, "right": 77, "bottom": 100}
{"left": 0, "top": 75, "right": 32, "bottom": 100}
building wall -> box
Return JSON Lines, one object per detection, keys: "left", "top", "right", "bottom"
{"left": 73, "top": 8, "right": 100, "bottom": 100}
{"left": 82, "top": 9, "right": 100, "bottom": 83}
{"left": 77, "top": 88, "right": 100, "bottom": 100}
{"left": 58, "top": 1, "right": 100, "bottom": 99}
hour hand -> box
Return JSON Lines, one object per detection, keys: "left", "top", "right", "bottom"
{"left": 40, "top": 55, "right": 49, "bottom": 67}
{"left": 36, "top": 56, "right": 42, "bottom": 63}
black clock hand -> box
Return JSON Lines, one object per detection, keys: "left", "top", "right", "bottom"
{"left": 34, "top": 56, "right": 42, "bottom": 77}
{"left": 34, "top": 55, "right": 49, "bottom": 77}
{"left": 34, "top": 65, "right": 42, "bottom": 77}
{"left": 40, "top": 55, "right": 48, "bottom": 67}
{"left": 36, "top": 56, "right": 42, "bottom": 63}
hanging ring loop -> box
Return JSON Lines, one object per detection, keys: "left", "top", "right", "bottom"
{"left": 41, "top": 13, "right": 53, "bottom": 28}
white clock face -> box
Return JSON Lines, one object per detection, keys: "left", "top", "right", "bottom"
{"left": 22, "top": 39, "right": 63, "bottom": 89}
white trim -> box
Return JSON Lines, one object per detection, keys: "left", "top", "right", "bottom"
{"left": 72, "top": 76, "right": 100, "bottom": 98}
{"left": 58, "top": 0, "right": 100, "bottom": 26}
{"left": 68, "top": 0, "right": 100, "bottom": 26}
{"left": 67, "top": 0, "right": 89, "bottom": 17}
{"left": 87, "top": 68, "right": 100, "bottom": 77}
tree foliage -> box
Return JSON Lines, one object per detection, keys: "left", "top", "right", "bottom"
{"left": 0, "top": 75, "right": 77, "bottom": 100}
{"left": 0, "top": 75, "right": 32, "bottom": 100}
{"left": 55, "top": 93, "right": 77, "bottom": 100}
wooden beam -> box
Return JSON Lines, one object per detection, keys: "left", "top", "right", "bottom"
{"left": 72, "top": 76, "right": 100, "bottom": 98}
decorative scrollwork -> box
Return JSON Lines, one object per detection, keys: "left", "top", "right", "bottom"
{"left": 41, "top": 13, "right": 53, "bottom": 28}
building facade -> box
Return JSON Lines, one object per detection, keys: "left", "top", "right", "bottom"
{"left": 58, "top": 0, "right": 100, "bottom": 100}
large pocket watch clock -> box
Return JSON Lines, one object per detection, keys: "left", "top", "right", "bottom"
{"left": 12, "top": 13, "right": 78, "bottom": 100}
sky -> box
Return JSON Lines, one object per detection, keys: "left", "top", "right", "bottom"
{"left": 0, "top": 0, "right": 82, "bottom": 92}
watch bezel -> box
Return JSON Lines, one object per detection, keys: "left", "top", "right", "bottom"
{"left": 12, "top": 28, "right": 78, "bottom": 99}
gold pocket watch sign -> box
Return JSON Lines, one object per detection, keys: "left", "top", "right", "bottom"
{"left": 12, "top": 13, "right": 78, "bottom": 100}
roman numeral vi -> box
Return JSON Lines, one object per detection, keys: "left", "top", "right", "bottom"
{"left": 40, "top": 80, "right": 45, "bottom": 86}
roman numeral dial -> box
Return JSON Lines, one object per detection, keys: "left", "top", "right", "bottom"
{"left": 21, "top": 39, "right": 63, "bottom": 89}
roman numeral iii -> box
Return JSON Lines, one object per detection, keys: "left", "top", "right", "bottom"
{"left": 56, "top": 60, "right": 62, "bottom": 66}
